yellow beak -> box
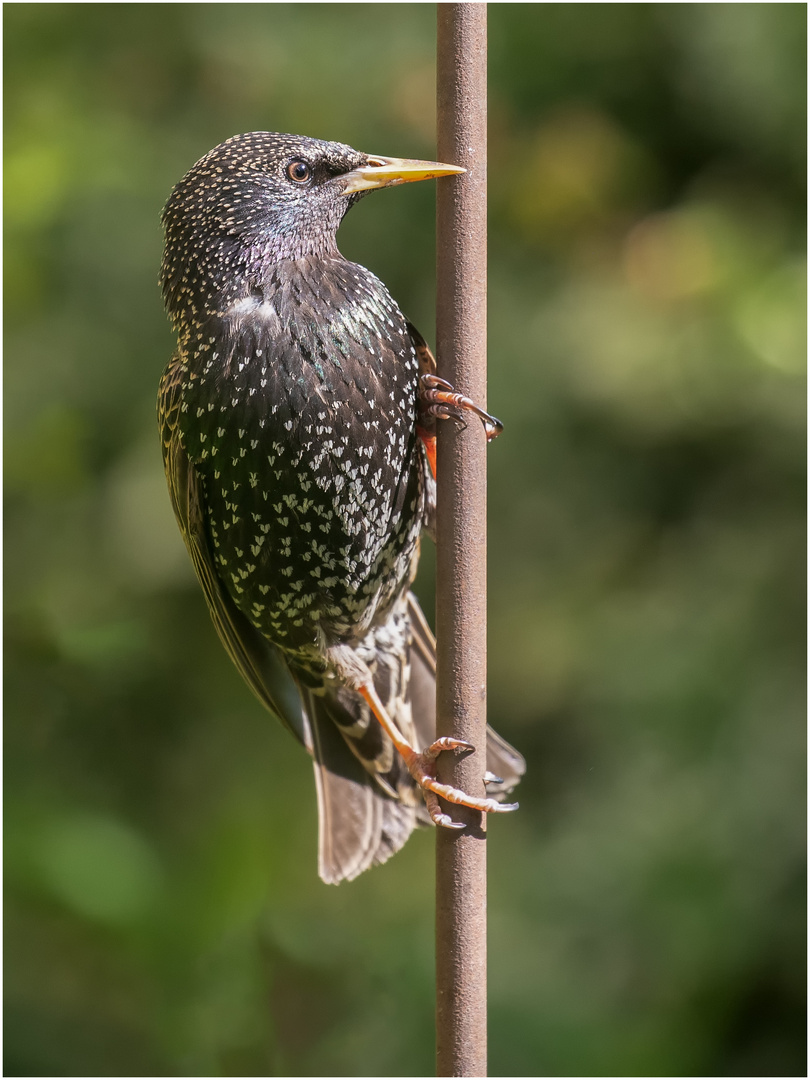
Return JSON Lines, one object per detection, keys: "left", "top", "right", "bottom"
{"left": 341, "top": 154, "right": 465, "bottom": 195}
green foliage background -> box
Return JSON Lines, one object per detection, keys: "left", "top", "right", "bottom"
{"left": 5, "top": 4, "right": 805, "bottom": 1076}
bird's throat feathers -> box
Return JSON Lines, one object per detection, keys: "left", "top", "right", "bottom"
{"left": 161, "top": 216, "right": 346, "bottom": 334}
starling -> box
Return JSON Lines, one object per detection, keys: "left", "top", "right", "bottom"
{"left": 159, "top": 132, "right": 525, "bottom": 883}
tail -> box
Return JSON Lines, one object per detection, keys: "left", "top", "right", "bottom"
{"left": 305, "top": 690, "right": 421, "bottom": 884}
{"left": 309, "top": 592, "right": 525, "bottom": 884}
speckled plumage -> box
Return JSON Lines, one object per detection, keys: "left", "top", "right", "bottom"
{"left": 159, "top": 133, "right": 523, "bottom": 883}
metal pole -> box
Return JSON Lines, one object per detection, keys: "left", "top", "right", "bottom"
{"left": 435, "top": 5, "right": 488, "bottom": 1077}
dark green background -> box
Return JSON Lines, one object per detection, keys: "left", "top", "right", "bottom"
{"left": 5, "top": 4, "right": 805, "bottom": 1076}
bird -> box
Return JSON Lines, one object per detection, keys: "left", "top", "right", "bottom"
{"left": 158, "top": 132, "right": 525, "bottom": 884}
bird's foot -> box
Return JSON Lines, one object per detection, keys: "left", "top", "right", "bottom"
{"left": 401, "top": 737, "right": 519, "bottom": 829}
{"left": 419, "top": 374, "right": 503, "bottom": 442}
{"left": 353, "top": 680, "right": 518, "bottom": 828}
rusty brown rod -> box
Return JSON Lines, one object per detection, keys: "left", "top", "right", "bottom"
{"left": 435, "top": 4, "right": 489, "bottom": 1078}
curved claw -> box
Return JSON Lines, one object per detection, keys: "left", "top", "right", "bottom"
{"left": 424, "top": 790, "right": 467, "bottom": 829}
{"left": 422, "top": 736, "right": 474, "bottom": 762}
{"left": 484, "top": 771, "right": 504, "bottom": 785}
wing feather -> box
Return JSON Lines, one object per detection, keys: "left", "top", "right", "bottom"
{"left": 158, "top": 354, "right": 308, "bottom": 747}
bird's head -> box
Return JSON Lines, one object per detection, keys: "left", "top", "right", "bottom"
{"left": 161, "top": 132, "right": 463, "bottom": 323}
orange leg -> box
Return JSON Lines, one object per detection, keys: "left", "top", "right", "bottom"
{"left": 358, "top": 684, "right": 519, "bottom": 828}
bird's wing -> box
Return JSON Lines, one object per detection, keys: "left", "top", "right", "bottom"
{"left": 158, "top": 354, "right": 310, "bottom": 749}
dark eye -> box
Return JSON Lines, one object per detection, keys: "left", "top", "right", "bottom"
{"left": 286, "top": 160, "right": 312, "bottom": 184}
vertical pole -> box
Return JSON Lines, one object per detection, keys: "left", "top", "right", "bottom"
{"left": 435, "top": 4, "right": 488, "bottom": 1078}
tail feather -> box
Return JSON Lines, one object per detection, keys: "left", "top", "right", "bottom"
{"left": 305, "top": 687, "right": 418, "bottom": 884}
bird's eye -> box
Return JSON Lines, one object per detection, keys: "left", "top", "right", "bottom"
{"left": 286, "top": 160, "right": 312, "bottom": 184}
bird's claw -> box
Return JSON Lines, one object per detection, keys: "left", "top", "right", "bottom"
{"left": 419, "top": 374, "right": 503, "bottom": 442}
{"left": 424, "top": 790, "right": 467, "bottom": 829}
{"left": 421, "top": 735, "right": 474, "bottom": 761}
{"left": 404, "top": 737, "right": 519, "bottom": 828}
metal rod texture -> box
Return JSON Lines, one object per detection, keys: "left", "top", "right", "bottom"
{"left": 435, "top": 5, "right": 488, "bottom": 1077}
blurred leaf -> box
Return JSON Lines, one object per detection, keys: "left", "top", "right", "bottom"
{"left": 5, "top": 403, "right": 89, "bottom": 495}
{"left": 33, "top": 813, "right": 163, "bottom": 926}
